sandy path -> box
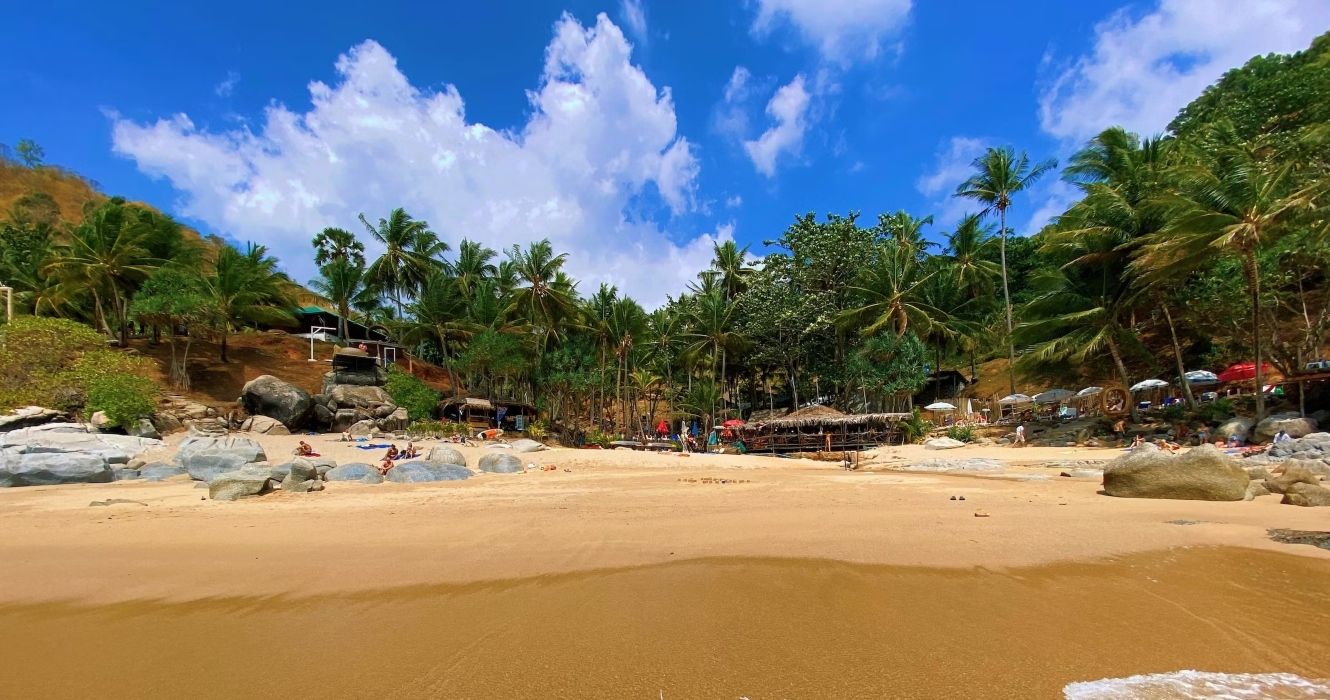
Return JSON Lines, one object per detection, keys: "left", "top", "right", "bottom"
{"left": 0, "top": 435, "right": 1325, "bottom": 605}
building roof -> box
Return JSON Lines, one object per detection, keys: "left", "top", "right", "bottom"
{"left": 740, "top": 412, "right": 910, "bottom": 430}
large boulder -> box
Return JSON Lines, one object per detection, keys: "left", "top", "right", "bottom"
{"left": 0, "top": 451, "right": 112, "bottom": 487}
{"left": 425, "top": 446, "right": 467, "bottom": 467}
{"left": 1215, "top": 417, "right": 1255, "bottom": 441}
{"left": 1103, "top": 444, "right": 1249, "bottom": 501}
{"left": 208, "top": 468, "right": 275, "bottom": 501}
{"left": 347, "top": 420, "right": 377, "bottom": 436}
{"left": 239, "top": 415, "right": 291, "bottom": 436}
{"left": 0, "top": 406, "right": 68, "bottom": 432}
{"left": 127, "top": 418, "right": 160, "bottom": 440}
{"left": 1255, "top": 413, "right": 1318, "bottom": 442}
{"left": 139, "top": 463, "right": 187, "bottom": 481}
{"left": 331, "top": 409, "right": 364, "bottom": 433}
{"left": 1266, "top": 464, "right": 1322, "bottom": 494}
{"left": 175, "top": 436, "right": 267, "bottom": 481}
{"left": 322, "top": 367, "right": 387, "bottom": 394}
{"left": 478, "top": 452, "right": 523, "bottom": 474}
{"left": 924, "top": 437, "right": 966, "bottom": 450}
{"left": 328, "top": 385, "right": 394, "bottom": 411}
{"left": 239, "top": 375, "right": 313, "bottom": 430}
{"left": 1, "top": 424, "right": 162, "bottom": 464}
{"left": 385, "top": 461, "right": 472, "bottom": 483}
{"left": 281, "top": 460, "right": 324, "bottom": 492}
{"left": 325, "top": 462, "right": 384, "bottom": 484}
{"left": 1269, "top": 431, "right": 1330, "bottom": 459}
{"left": 508, "top": 439, "right": 546, "bottom": 454}
{"left": 1281, "top": 482, "right": 1330, "bottom": 507}
{"left": 379, "top": 407, "right": 410, "bottom": 432}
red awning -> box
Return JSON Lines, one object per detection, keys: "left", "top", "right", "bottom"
{"left": 722, "top": 419, "right": 746, "bottom": 427}
{"left": 1217, "top": 362, "right": 1274, "bottom": 383}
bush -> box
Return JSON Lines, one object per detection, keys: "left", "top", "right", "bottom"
{"left": 584, "top": 428, "right": 613, "bottom": 448}
{"left": 85, "top": 373, "right": 158, "bottom": 429}
{"left": 525, "top": 419, "right": 549, "bottom": 440}
{"left": 899, "top": 408, "right": 933, "bottom": 444}
{"left": 384, "top": 366, "right": 441, "bottom": 421}
{"left": 0, "top": 316, "right": 103, "bottom": 410}
{"left": 1197, "top": 398, "right": 1236, "bottom": 423}
{"left": 407, "top": 419, "right": 469, "bottom": 437}
{"left": 945, "top": 425, "right": 975, "bottom": 443}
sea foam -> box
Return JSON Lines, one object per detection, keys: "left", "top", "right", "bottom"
{"left": 1064, "top": 670, "right": 1330, "bottom": 699}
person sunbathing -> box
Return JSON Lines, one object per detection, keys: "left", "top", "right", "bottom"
{"left": 1130, "top": 434, "right": 1145, "bottom": 449}
{"left": 295, "top": 440, "right": 315, "bottom": 457}
{"left": 1154, "top": 438, "right": 1182, "bottom": 453}
{"left": 377, "top": 455, "right": 396, "bottom": 476}
{"left": 402, "top": 442, "right": 419, "bottom": 459}
{"left": 384, "top": 445, "right": 400, "bottom": 461}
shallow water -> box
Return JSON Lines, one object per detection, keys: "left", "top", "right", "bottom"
{"left": 1, "top": 547, "right": 1327, "bottom": 699}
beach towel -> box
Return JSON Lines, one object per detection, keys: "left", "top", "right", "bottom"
{"left": 356, "top": 443, "right": 391, "bottom": 450}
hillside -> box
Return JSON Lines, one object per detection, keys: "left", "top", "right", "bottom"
{"left": 0, "top": 160, "right": 104, "bottom": 222}
{"left": 131, "top": 331, "right": 456, "bottom": 410}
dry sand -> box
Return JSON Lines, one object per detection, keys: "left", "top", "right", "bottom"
{"left": 2, "top": 434, "right": 1329, "bottom": 698}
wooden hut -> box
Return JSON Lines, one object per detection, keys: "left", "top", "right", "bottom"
{"left": 438, "top": 397, "right": 538, "bottom": 431}
{"left": 737, "top": 405, "right": 909, "bottom": 452}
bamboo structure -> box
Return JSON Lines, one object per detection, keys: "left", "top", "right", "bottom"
{"left": 737, "top": 412, "right": 909, "bottom": 453}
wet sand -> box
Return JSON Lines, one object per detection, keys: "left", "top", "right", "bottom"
{"left": 1, "top": 548, "right": 1328, "bottom": 699}
{"left": 3, "top": 436, "right": 1329, "bottom": 697}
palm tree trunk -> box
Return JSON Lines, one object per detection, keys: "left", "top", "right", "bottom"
{"left": 1162, "top": 306, "right": 1195, "bottom": 408}
{"left": 1104, "top": 331, "right": 1136, "bottom": 420}
{"left": 1244, "top": 252, "right": 1265, "bottom": 419}
{"left": 220, "top": 329, "right": 229, "bottom": 363}
{"left": 998, "top": 207, "right": 1016, "bottom": 396}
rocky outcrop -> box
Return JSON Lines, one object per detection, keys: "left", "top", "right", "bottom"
{"left": 1216, "top": 417, "right": 1255, "bottom": 441}
{"left": 425, "top": 446, "right": 467, "bottom": 466}
{"left": 0, "top": 406, "right": 68, "bottom": 433}
{"left": 1266, "top": 464, "right": 1322, "bottom": 495}
{"left": 151, "top": 395, "right": 217, "bottom": 436}
{"left": 239, "top": 415, "right": 291, "bottom": 435}
{"left": 1281, "top": 482, "right": 1330, "bottom": 507}
{"left": 478, "top": 452, "right": 523, "bottom": 473}
{"left": 281, "top": 460, "right": 325, "bottom": 493}
{"left": 208, "top": 467, "right": 276, "bottom": 501}
{"left": 176, "top": 436, "right": 266, "bottom": 481}
{"left": 924, "top": 437, "right": 966, "bottom": 450}
{"left": 1, "top": 423, "right": 162, "bottom": 464}
{"left": 1268, "top": 431, "right": 1330, "bottom": 463}
{"left": 378, "top": 407, "right": 410, "bottom": 432}
{"left": 0, "top": 451, "right": 112, "bottom": 487}
{"left": 239, "top": 375, "right": 313, "bottom": 430}
{"left": 321, "top": 367, "right": 387, "bottom": 394}
{"left": 325, "top": 463, "right": 384, "bottom": 484}
{"left": 1255, "top": 413, "right": 1318, "bottom": 442}
{"left": 1103, "top": 444, "right": 1248, "bottom": 501}
{"left": 127, "top": 418, "right": 160, "bottom": 440}
{"left": 385, "top": 462, "right": 472, "bottom": 483}
{"left": 139, "top": 463, "right": 187, "bottom": 481}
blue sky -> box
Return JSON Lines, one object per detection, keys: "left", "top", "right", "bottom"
{"left": 5, "top": 0, "right": 1328, "bottom": 306}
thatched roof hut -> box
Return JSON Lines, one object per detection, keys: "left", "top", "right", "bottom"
{"left": 737, "top": 406, "right": 909, "bottom": 452}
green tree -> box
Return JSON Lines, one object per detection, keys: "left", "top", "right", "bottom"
{"left": 203, "top": 243, "right": 296, "bottom": 362}
{"left": 360, "top": 208, "right": 446, "bottom": 315}
{"left": 130, "top": 268, "right": 212, "bottom": 389}
{"left": 15, "top": 138, "right": 44, "bottom": 167}
{"left": 312, "top": 227, "right": 366, "bottom": 267}
{"left": 505, "top": 239, "right": 578, "bottom": 360}
{"left": 710, "top": 239, "right": 755, "bottom": 299}
{"left": 311, "top": 257, "right": 376, "bottom": 342}
{"left": 954, "top": 146, "right": 1057, "bottom": 394}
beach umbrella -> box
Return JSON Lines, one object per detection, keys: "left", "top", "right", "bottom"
{"left": 998, "top": 393, "right": 1033, "bottom": 405}
{"left": 924, "top": 402, "right": 957, "bottom": 411}
{"left": 1075, "top": 386, "right": 1102, "bottom": 397}
{"left": 1183, "top": 370, "right": 1219, "bottom": 386}
{"left": 1129, "top": 379, "right": 1169, "bottom": 392}
{"left": 722, "top": 419, "right": 745, "bottom": 427}
{"left": 1217, "top": 362, "right": 1274, "bottom": 383}
{"left": 961, "top": 398, "right": 973, "bottom": 415}
{"left": 1033, "top": 388, "right": 1073, "bottom": 404}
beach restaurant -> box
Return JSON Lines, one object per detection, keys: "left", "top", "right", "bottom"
{"left": 737, "top": 405, "right": 909, "bottom": 452}
{"left": 438, "top": 397, "right": 539, "bottom": 431}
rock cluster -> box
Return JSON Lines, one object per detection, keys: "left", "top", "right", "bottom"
{"left": 0, "top": 406, "right": 69, "bottom": 432}
{"left": 236, "top": 371, "right": 409, "bottom": 435}
{"left": 1254, "top": 413, "right": 1319, "bottom": 442}
{"left": 1103, "top": 444, "right": 1249, "bottom": 501}
{"left": 0, "top": 422, "right": 163, "bottom": 487}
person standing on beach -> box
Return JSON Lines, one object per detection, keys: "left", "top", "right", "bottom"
{"left": 1013, "top": 423, "right": 1026, "bottom": 447}
{"left": 1113, "top": 418, "right": 1126, "bottom": 445}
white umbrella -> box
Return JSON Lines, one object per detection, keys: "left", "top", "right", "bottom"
{"left": 1076, "top": 386, "right": 1102, "bottom": 397}
{"left": 961, "top": 398, "right": 973, "bottom": 415}
{"left": 998, "top": 393, "right": 1033, "bottom": 405}
{"left": 1183, "top": 370, "right": 1219, "bottom": 385}
{"left": 1033, "top": 388, "right": 1073, "bottom": 404}
{"left": 1130, "top": 379, "right": 1169, "bottom": 392}
{"left": 924, "top": 402, "right": 957, "bottom": 411}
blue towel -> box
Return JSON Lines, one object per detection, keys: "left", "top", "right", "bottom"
{"left": 356, "top": 443, "right": 391, "bottom": 450}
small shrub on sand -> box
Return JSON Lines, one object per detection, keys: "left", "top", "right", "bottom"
{"left": 945, "top": 425, "right": 975, "bottom": 443}
{"left": 899, "top": 409, "right": 933, "bottom": 444}
{"left": 85, "top": 372, "right": 158, "bottom": 429}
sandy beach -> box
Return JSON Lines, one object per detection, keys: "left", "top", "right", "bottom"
{"left": 2, "top": 435, "right": 1330, "bottom": 698}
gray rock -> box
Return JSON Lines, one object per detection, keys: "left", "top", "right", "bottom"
{"left": 425, "top": 446, "right": 467, "bottom": 466}
{"left": 127, "top": 418, "right": 160, "bottom": 440}
{"left": 1103, "top": 444, "right": 1248, "bottom": 501}
{"left": 1215, "top": 417, "right": 1255, "bottom": 441}
{"left": 331, "top": 409, "right": 363, "bottom": 433}
{"left": 508, "top": 439, "right": 546, "bottom": 454}
{"left": 151, "top": 412, "right": 183, "bottom": 436}
{"left": 385, "top": 461, "right": 472, "bottom": 483}
{"left": 238, "top": 375, "right": 313, "bottom": 429}
{"left": 183, "top": 453, "right": 253, "bottom": 482}
{"left": 347, "top": 420, "right": 377, "bottom": 436}
{"left": 1, "top": 424, "right": 162, "bottom": 464}
{"left": 89, "top": 411, "right": 112, "bottom": 431}
{"left": 240, "top": 415, "right": 291, "bottom": 435}
{"left": 176, "top": 436, "right": 267, "bottom": 464}
{"left": 208, "top": 468, "right": 275, "bottom": 501}
{"left": 0, "top": 406, "right": 68, "bottom": 432}
{"left": 139, "top": 463, "right": 187, "bottom": 481}
{"left": 923, "top": 437, "right": 966, "bottom": 450}
{"left": 112, "top": 468, "right": 140, "bottom": 481}
{"left": 1266, "top": 465, "right": 1322, "bottom": 495}
{"left": 311, "top": 404, "right": 334, "bottom": 429}
{"left": 899, "top": 458, "right": 1003, "bottom": 473}
{"left": 328, "top": 384, "right": 394, "bottom": 411}
{"left": 282, "top": 476, "right": 325, "bottom": 492}
{"left": 378, "top": 407, "right": 409, "bottom": 431}
{"left": 325, "top": 463, "right": 384, "bottom": 484}
{"left": 1269, "top": 432, "right": 1330, "bottom": 459}
{"left": 1255, "top": 413, "right": 1318, "bottom": 442}
{"left": 0, "top": 452, "right": 112, "bottom": 487}
{"left": 1282, "top": 482, "right": 1330, "bottom": 507}
{"left": 478, "top": 452, "right": 523, "bottom": 474}
{"left": 322, "top": 367, "right": 387, "bottom": 393}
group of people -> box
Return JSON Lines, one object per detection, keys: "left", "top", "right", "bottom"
{"left": 377, "top": 442, "right": 419, "bottom": 475}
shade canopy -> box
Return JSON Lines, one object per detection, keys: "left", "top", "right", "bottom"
{"left": 1076, "top": 386, "right": 1102, "bottom": 397}
{"left": 998, "top": 393, "right": 1034, "bottom": 405}
{"left": 721, "top": 419, "right": 745, "bottom": 427}
{"left": 1217, "top": 362, "right": 1274, "bottom": 383}
{"left": 1183, "top": 370, "right": 1220, "bottom": 385}
{"left": 1033, "top": 388, "right": 1074, "bottom": 404}
{"left": 1130, "top": 379, "right": 1169, "bottom": 391}
{"left": 924, "top": 402, "right": 957, "bottom": 411}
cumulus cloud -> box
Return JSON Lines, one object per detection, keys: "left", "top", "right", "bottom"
{"left": 1038, "top": 0, "right": 1330, "bottom": 143}
{"left": 751, "top": 0, "right": 912, "bottom": 63}
{"left": 111, "top": 14, "right": 720, "bottom": 308}
{"left": 914, "top": 136, "right": 987, "bottom": 227}
{"left": 743, "top": 74, "right": 810, "bottom": 177}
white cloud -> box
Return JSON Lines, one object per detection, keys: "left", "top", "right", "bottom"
{"left": 712, "top": 66, "right": 753, "bottom": 139}
{"left": 724, "top": 194, "right": 742, "bottom": 208}
{"left": 751, "top": 0, "right": 912, "bottom": 63}
{"left": 1039, "top": 0, "right": 1330, "bottom": 143}
{"left": 620, "top": 0, "right": 647, "bottom": 43}
{"left": 743, "top": 74, "right": 809, "bottom": 177}
{"left": 915, "top": 136, "right": 988, "bottom": 226}
{"left": 214, "top": 71, "right": 239, "bottom": 97}
{"left": 111, "top": 14, "right": 720, "bottom": 308}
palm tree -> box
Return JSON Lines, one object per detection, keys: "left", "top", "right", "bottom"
{"left": 506, "top": 239, "right": 578, "bottom": 359}
{"left": 404, "top": 270, "right": 470, "bottom": 396}
{"left": 450, "top": 239, "right": 498, "bottom": 300}
{"left": 312, "top": 227, "right": 366, "bottom": 267}
{"left": 954, "top": 146, "right": 1057, "bottom": 394}
{"left": 203, "top": 243, "right": 297, "bottom": 362}
{"left": 944, "top": 214, "right": 1001, "bottom": 296}
{"left": 607, "top": 296, "right": 647, "bottom": 429}
{"left": 359, "top": 208, "right": 447, "bottom": 316}
{"left": 311, "top": 257, "right": 376, "bottom": 343}
{"left": 838, "top": 243, "right": 947, "bottom": 338}
{"left": 878, "top": 210, "right": 936, "bottom": 259}
{"left": 1134, "top": 127, "right": 1325, "bottom": 418}
{"left": 711, "top": 240, "right": 755, "bottom": 300}
{"left": 685, "top": 290, "right": 745, "bottom": 423}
